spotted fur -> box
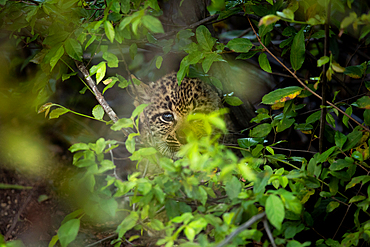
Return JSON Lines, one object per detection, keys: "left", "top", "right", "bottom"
{"left": 133, "top": 72, "right": 224, "bottom": 158}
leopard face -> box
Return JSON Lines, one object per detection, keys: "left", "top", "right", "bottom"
{"left": 133, "top": 72, "right": 223, "bottom": 159}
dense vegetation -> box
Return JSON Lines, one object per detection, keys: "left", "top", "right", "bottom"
{"left": 1, "top": 0, "right": 370, "bottom": 246}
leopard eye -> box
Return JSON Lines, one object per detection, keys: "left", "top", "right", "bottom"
{"left": 161, "top": 113, "right": 175, "bottom": 122}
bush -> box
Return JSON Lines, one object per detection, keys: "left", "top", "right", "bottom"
{"left": 1, "top": 0, "right": 370, "bottom": 246}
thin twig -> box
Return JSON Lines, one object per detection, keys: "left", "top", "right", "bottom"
{"left": 263, "top": 219, "right": 277, "bottom": 247}
{"left": 215, "top": 212, "right": 266, "bottom": 247}
{"left": 246, "top": 17, "right": 370, "bottom": 133}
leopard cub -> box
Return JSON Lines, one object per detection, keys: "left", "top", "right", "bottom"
{"left": 132, "top": 72, "right": 226, "bottom": 159}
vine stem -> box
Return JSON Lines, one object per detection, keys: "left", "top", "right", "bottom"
{"left": 246, "top": 17, "right": 370, "bottom": 133}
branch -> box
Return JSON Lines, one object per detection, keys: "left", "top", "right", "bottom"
{"left": 246, "top": 17, "right": 370, "bottom": 133}
{"left": 263, "top": 218, "right": 277, "bottom": 247}
{"left": 319, "top": 1, "right": 331, "bottom": 153}
{"left": 74, "top": 60, "right": 135, "bottom": 137}
{"left": 215, "top": 212, "right": 266, "bottom": 247}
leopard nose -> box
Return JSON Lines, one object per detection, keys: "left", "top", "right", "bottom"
{"left": 176, "top": 129, "right": 187, "bottom": 145}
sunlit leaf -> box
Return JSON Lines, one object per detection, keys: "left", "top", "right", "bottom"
{"left": 58, "top": 219, "right": 80, "bottom": 247}
{"left": 258, "top": 15, "right": 281, "bottom": 26}
{"left": 156, "top": 56, "right": 163, "bottom": 69}
{"left": 92, "top": 104, "right": 104, "bottom": 120}
{"left": 317, "top": 56, "right": 329, "bottom": 67}
{"left": 142, "top": 15, "right": 164, "bottom": 33}
{"left": 49, "top": 108, "right": 69, "bottom": 119}
{"left": 117, "top": 211, "right": 139, "bottom": 238}
{"left": 266, "top": 195, "right": 284, "bottom": 230}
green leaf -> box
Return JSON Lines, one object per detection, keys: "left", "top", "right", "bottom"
{"left": 266, "top": 194, "right": 285, "bottom": 230}
{"left": 129, "top": 43, "right": 137, "bottom": 60}
{"left": 250, "top": 123, "right": 272, "bottom": 137}
{"left": 259, "top": 15, "right": 280, "bottom": 26}
{"left": 317, "top": 146, "right": 336, "bottom": 163}
{"left": 26, "top": 6, "right": 39, "bottom": 22}
{"left": 184, "top": 226, "right": 195, "bottom": 241}
{"left": 64, "top": 38, "right": 82, "bottom": 61}
{"left": 346, "top": 175, "right": 370, "bottom": 190}
{"left": 224, "top": 96, "right": 243, "bottom": 106}
{"left": 202, "top": 53, "right": 225, "bottom": 73}
{"left": 117, "top": 211, "right": 139, "bottom": 238}
{"left": 237, "top": 138, "right": 264, "bottom": 148}
{"left": 132, "top": 103, "right": 148, "bottom": 119}
{"left": 50, "top": 45, "right": 65, "bottom": 71}
{"left": 262, "top": 86, "right": 302, "bottom": 105}
{"left": 43, "top": 31, "right": 69, "bottom": 46}
{"left": 196, "top": 25, "right": 216, "bottom": 51}
{"left": 142, "top": 15, "right": 164, "bottom": 33}
{"left": 49, "top": 235, "right": 59, "bottom": 247}
{"left": 340, "top": 12, "right": 357, "bottom": 29}
{"left": 290, "top": 26, "right": 305, "bottom": 71}
{"left": 100, "top": 198, "right": 118, "bottom": 217}
{"left": 287, "top": 240, "right": 304, "bottom": 247}
{"left": 349, "top": 195, "right": 366, "bottom": 203}
{"left": 90, "top": 62, "right": 106, "bottom": 84}
{"left": 353, "top": 96, "right": 370, "bottom": 109}
{"left": 103, "top": 52, "right": 119, "bottom": 68}
{"left": 57, "top": 219, "right": 80, "bottom": 247}
{"left": 156, "top": 56, "right": 163, "bottom": 69}
{"left": 344, "top": 65, "right": 364, "bottom": 78}
{"left": 329, "top": 158, "right": 353, "bottom": 171}
{"left": 364, "top": 109, "right": 370, "bottom": 126}
{"left": 280, "top": 190, "right": 302, "bottom": 214}
{"left": 49, "top": 108, "right": 69, "bottom": 119}
{"left": 335, "top": 131, "right": 347, "bottom": 149}
{"left": 69, "top": 143, "right": 90, "bottom": 152}
{"left": 226, "top": 38, "right": 253, "bottom": 53}
{"left": 125, "top": 133, "right": 138, "bottom": 153}
{"left": 225, "top": 176, "right": 241, "bottom": 200}
{"left": 258, "top": 53, "right": 272, "bottom": 73}
{"left": 326, "top": 201, "right": 340, "bottom": 212}
{"left": 104, "top": 20, "right": 115, "bottom": 43}
{"left": 276, "top": 118, "right": 295, "bottom": 132}
{"left": 120, "top": 0, "right": 130, "bottom": 13}
{"left": 62, "top": 72, "right": 78, "bottom": 81}
{"left": 343, "top": 106, "right": 352, "bottom": 128}
{"left": 276, "top": 8, "right": 294, "bottom": 20}
{"left": 92, "top": 104, "right": 104, "bottom": 120}
{"left": 343, "top": 128, "right": 362, "bottom": 151}
{"left": 153, "top": 185, "right": 165, "bottom": 204}
{"left": 317, "top": 56, "right": 329, "bottom": 67}
{"left": 111, "top": 118, "right": 133, "bottom": 131}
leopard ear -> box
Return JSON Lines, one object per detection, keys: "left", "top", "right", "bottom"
{"left": 129, "top": 77, "right": 152, "bottom": 107}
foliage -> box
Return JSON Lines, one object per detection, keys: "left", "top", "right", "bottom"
{"left": 1, "top": 0, "right": 370, "bottom": 246}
